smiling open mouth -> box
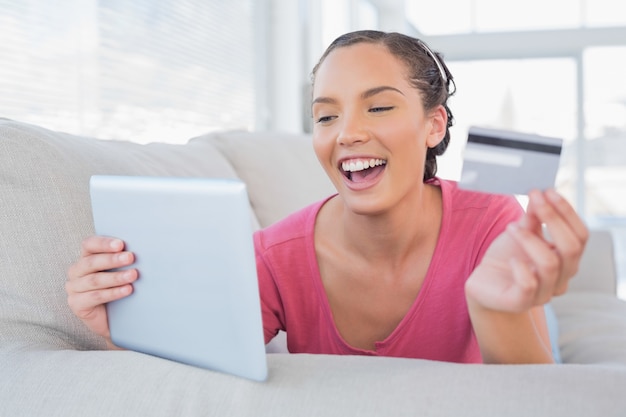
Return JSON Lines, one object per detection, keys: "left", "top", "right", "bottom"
{"left": 341, "top": 158, "right": 387, "bottom": 183}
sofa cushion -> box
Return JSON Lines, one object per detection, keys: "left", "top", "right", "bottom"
{"left": 195, "top": 130, "right": 336, "bottom": 228}
{"left": 2, "top": 349, "right": 625, "bottom": 417}
{"left": 0, "top": 118, "right": 242, "bottom": 351}
{"left": 567, "top": 229, "right": 617, "bottom": 294}
{"left": 552, "top": 292, "right": 626, "bottom": 365}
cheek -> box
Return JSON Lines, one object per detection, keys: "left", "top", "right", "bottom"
{"left": 312, "top": 131, "right": 333, "bottom": 170}
{"left": 384, "top": 122, "right": 430, "bottom": 173}
{"left": 376, "top": 110, "right": 420, "bottom": 137}
{"left": 379, "top": 119, "right": 424, "bottom": 151}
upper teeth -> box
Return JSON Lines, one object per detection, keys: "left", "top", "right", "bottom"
{"left": 342, "top": 159, "right": 386, "bottom": 173}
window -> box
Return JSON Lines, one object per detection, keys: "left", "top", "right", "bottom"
{"left": 586, "top": 0, "right": 626, "bottom": 27}
{"left": 321, "top": 0, "right": 379, "bottom": 48}
{"left": 0, "top": 0, "right": 257, "bottom": 143}
{"left": 406, "top": 0, "right": 626, "bottom": 35}
{"left": 437, "top": 58, "right": 578, "bottom": 196}
{"left": 584, "top": 47, "right": 626, "bottom": 218}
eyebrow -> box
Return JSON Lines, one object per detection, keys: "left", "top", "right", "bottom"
{"left": 312, "top": 85, "right": 404, "bottom": 106}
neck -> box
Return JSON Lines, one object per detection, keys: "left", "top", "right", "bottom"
{"left": 338, "top": 184, "right": 442, "bottom": 265}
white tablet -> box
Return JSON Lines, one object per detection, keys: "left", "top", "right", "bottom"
{"left": 89, "top": 175, "right": 267, "bottom": 381}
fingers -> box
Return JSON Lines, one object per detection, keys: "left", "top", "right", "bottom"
{"left": 517, "top": 205, "right": 542, "bottom": 235}
{"left": 465, "top": 261, "right": 537, "bottom": 314}
{"left": 80, "top": 235, "right": 125, "bottom": 257}
{"left": 66, "top": 262, "right": 137, "bottom": 313}
{"left": 507, "top": 223, "right": 559, "bottom": 304}
{"left": 546, "top": 189, "right": 589, "bottom": 242}
{"left": 507, "top": 189, "right": 588, "bottom": 301}
{"left": 65, "top": 235, "right": 138, "bottom": 342}
{"left": 66, "top": 280, "right": 134, "bottom": 319}
{"left": 468, "top": 189, "right": 587, "bottom": 314}
{"left": 66, "top": 235, "right": 137, "bottom": 313}
{"left": 526, "top": 189, "right": 588, "bottom": 287}
{"left": 528, "top": 189, "right": 589, "bottom": 243}
{"left": 67, "top": 267, "right": 138, "bottom": 294}
{"left": 68, "top": 236, "right": 134, "bottom": 281}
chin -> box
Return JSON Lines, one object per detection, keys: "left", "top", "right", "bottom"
{"left": 339, "top": 192, "right": 391, "bottom": 217}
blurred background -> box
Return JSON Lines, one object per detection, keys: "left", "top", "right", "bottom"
{"left": 1, "top": 0, "right": 625, "bottom": 295}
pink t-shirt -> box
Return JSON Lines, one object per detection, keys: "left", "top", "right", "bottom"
{"left": 254, "top": 179, "right": 523, "bottom": 363}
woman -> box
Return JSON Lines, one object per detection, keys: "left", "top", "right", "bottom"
{"left": 66, "top": 30, "right": 588, "bottom": 363}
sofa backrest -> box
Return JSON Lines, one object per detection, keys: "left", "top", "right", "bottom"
{"left": 0, "top": 117, "right": 617, "bottom": 354}
{"left": 190, "top": 130, "right": 334, "bottom": 228}
{"left": 568, "top": 229, "right": 617, "bottom": 294}
{"left": 0, "top": 118, "right": 334, "bottom": 351}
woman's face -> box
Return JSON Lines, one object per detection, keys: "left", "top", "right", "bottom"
{"left": 311, "top": 42, "right": 445, "bottom": 215}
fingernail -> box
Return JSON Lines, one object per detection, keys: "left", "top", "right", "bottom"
{"left": 117, "top": 252, "right": 130, "bottom": 263}
{"left": 110, "top": 239, "right": 123, "bottom": 250}
{"left": 118, "top": 285, "right": 132, "bottom": 295}
{"left": 533, "top": 190, "right": 546, "bottom": 205}
{"left": 546, "top": 189, "right": 561, "bottom": 202}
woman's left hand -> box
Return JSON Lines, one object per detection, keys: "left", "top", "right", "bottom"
{"left": 465, "top": 189, "right": 589, "bottom": 313}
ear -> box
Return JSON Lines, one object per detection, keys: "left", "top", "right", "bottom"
{"left": 425, "top": 105, "right": 448, "bottom": 148}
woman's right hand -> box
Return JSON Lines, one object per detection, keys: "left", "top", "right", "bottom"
{"left": 66, "top": 236, "right": 138, "bottom": 349}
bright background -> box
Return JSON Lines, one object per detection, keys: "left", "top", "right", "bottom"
{"left": 1, "top": 0, "right": 625, "bottom": 296}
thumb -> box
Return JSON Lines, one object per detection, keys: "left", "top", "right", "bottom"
{"left": 519, "top": 210, "right": 542, "bottom": 236}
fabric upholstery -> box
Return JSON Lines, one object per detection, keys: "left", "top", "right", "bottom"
{"left": 196, "top": 131, "right": 335, "bottom": 228}
{"left": 552, "top": 292, "right": 626, "bottom": 365}
{"left": 0, "top": 118, "right": 242, "bottom": 352}
{"left": 1, "top": 118, "right": 626, "bottom": 417}
{"left": 567, "top": 229, "right": 617, "bottom": 294}
{"left": 2, "top": 349, "right": 626, "bottom": 417}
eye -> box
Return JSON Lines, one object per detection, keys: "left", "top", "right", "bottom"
{"left": 316, "top": 115, "right": 337, "bottom": 124}
{"left": 369, "top": 106, "right": 394, "bottom": 113}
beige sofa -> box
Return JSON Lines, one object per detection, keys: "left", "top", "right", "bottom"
{"left": 1, "top": 117, "right": 626, "bottom": 416}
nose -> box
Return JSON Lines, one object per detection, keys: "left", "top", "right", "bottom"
{"left": 337, "top": 111, "right": 369, "bottom": 147}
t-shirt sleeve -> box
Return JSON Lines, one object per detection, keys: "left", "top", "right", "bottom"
{"left": 473, "top": 195, "right": 524, "bottom": 266}
{"left": 253, "top": 231, "right": 286, "bottom": 345}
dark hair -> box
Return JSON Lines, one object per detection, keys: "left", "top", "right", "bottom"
{"left": 311, "top": 30, "right": 456, "bottom": 181}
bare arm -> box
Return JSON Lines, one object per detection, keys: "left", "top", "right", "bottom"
{"left": 467, "top": 300, "right": 553, "bottom": 364}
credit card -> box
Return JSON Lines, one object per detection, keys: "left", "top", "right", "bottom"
{"left": 458, "top": 126, "right": 563, "bottom": 195}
